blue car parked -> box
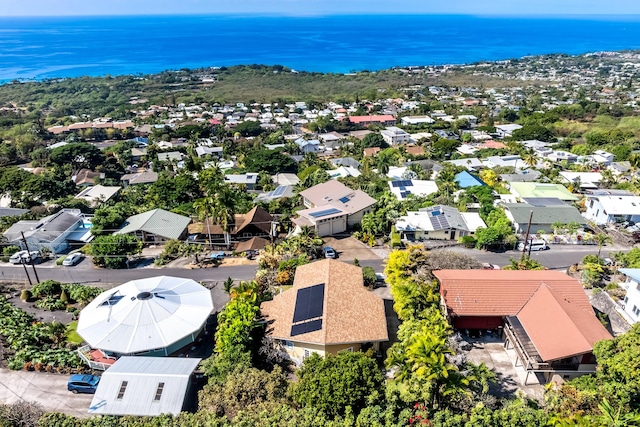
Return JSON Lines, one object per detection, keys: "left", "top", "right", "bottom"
{"left": 68, "top": 374, "right": 100, "bottom": 394}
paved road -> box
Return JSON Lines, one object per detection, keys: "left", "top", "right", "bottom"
{"left": 0, "top": 243, "right": 624, "bottom": 286}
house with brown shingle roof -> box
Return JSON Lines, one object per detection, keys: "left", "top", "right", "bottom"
{"left": 435, "top": 270, "right": 612, "bottom": 384}
{"left": 187, "top": 206, "right": 274, "bottom": 247}
{"left": 260, "top": 259, "right": 388, "bottom": 366}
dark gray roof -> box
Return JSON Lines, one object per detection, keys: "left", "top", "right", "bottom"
{"left": 504, "top": 203, "right": 585, "bottom": 226}
{"left": 3, "top": 209, "right": 83, "bottom": 243}
{"left": 0, "top": 207, "right": 29, "bottom": 218}
{"left": 330, "top": 157, "right": 361, "bottom": 169}
{"left": 500, "top": 170, "right": 542, "bottom": 183}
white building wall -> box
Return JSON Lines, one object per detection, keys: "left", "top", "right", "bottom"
{"left": 623, "top": 277, "right": 640, "bottom": 323}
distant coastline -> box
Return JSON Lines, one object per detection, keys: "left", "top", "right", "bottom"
{"left": 1, "top": 14, "right": 640, "bottom": 81}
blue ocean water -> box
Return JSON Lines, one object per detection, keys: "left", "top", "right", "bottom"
{"left": 1, "top": 14, "right": 640, "bottom": 81}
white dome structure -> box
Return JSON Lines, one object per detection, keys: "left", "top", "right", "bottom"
{"left": 77, "top": 276, "right": 213, "bottom": 356}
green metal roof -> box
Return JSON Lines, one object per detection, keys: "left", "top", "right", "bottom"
{"left": 504, "top": 204, "right": 585, "bottom": 226}
{"left": 510, "top": 182, "right": 579, "bottom": 201}
{"left": 115, "top": 209, "right": 191, "bottom": 240}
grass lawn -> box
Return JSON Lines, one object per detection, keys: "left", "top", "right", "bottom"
{"left": 66, "top": 321, "right": 83, "bottom": 345}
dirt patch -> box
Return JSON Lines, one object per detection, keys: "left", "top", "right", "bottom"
{"left": 220, "top": 257, "right": 258, "bottom": 266}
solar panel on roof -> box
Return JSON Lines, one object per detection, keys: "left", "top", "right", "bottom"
{"left": 292, "top": 284, "right": 325, "bottom": 322}
{"left": 338, "top": 196, "right": 350, "bottom": 203}
{"left": 291, "top": 319, "right": 323, "bottom": 336}
{"left": 391, "top": 180, "right": 413, "bottom": 188}
{"left": 309, "top": 208, "right": 342, "bottom": 218}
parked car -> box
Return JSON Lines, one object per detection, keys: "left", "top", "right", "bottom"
{"left": 323, "top": 246, "right": 337, "bottom": 259}
{"left": 482, "top": 263, "right": 501, "bottom": 270}
{"left": 517, "top": 239, "right": 549, "bottom": 252}
{"left": 22, "top": 251, "right": 41, "bottom": 264}
{"left": 67, "top": 374, "right": 100, "bottom": 394}
{"left": 210, "top": 252, "right": 226, "bottom": 260}
{"left": 63, "top": 252, "right": 84, "bottom": 266}
{"left": 245, "top": 249, "right": 259, "bottom": 260}
{"left": 9, "top": 250, "right": 28, "bottom": 264}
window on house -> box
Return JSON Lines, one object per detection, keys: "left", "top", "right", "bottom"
{"left": 116, "top": 381, "right": 128, "bottom": 400}
{"left": 303, "top": 349, "right": 310, "bottom": 360}
{"left": 625, "top": 296, "right": 629, "bottom": 304}
{"left": 633, "top": 305, "right": 640, "bottom": 317}
{"left": 154, "top": 383, "right": 165, "bottom": 401}
{"left": 285, "top": 341, "right": 294, "bottom": 350}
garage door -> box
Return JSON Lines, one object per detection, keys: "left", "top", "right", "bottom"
{"left": 318, "top": 222, "right": 333, "bottom": 237}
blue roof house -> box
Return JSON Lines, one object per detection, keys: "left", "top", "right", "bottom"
{"left": 454, "top": 171, "right": 486, "bottom": 188}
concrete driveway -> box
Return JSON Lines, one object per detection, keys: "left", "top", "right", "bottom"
{"left": 0, "top": 368, "right": 93, "bottom": 417}
{"left": 323, "top": 236, "right": 380, "bottom": 261}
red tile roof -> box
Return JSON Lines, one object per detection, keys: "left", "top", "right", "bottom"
{"left": 516, "top": 284, "right": 612, "bottom": 361}
{"left": 435, "top": 270, "right": 591, "bottom": 317}
{"left": 260, "top": 260, "right": 388, "bottom": 345}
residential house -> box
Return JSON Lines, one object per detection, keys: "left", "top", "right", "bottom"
{"left": 272, "top": 173, "right": 300, "bottom": 187}
{"left": 294, "top": 181, "right": 376, "bottom": 236}
{"left": 583, "top": 191, "right": 640, "bottom": 225}
{"left": 548, "top": 150, "right": 578, "bottom": 163}
{"left": 401, "top": 115, "right": 435, "bottom": 125}
{"left": 559, "top": 172, "right": 603, "bottom": 190}
{"left": 260, "top": 259, "right": 388, "bottom": 366}
{"left": 255, "top": 185, "right": 296, "bottom": 203}
{"left": 130, "top": 147, "right": 147, "bottom": 161}
{"left": 495, "top": 123, "right": 523, "bottom": 138}
{"left": 454, "top": 171, "right": 486, "bottom": 188}
{"left": 224, "top": 173, "right": 258, "bottom": 190}
{"left": 188, "top": 206, "right": 274, "bottom": 246}
{"left": 617, "top": 269, "right": 640, "bottom": 324}
{"left": 380, "top": 127, "right": 411, "bottom": 145}
{"left": 157, "top": 151, "right": 184, "bottom": 162}
{"left": 72, "top": 169, "right": 105, "bottom": 187}
{"left": 74, "top": 185, "right": 121, "bottom": 207}
{"left": 434, "top": 130, "right": 459, "bottom": 140}
{"left": 115, "top": 209, "right": 191, "bottom": 244}
{"left": 435, "top": 270, "right": 612, "bottom": 383}
{"left": 499, "top": 170, "right": 542, "bottom": 183}
{"left": 388, "top": 179, "right": 439, "bottom": 201}
{"left": 120, "top": 170, "right": 158, "bottom": 187}
{"left": 447, "top": 158, "right": 484, "bottom": 171}
{"left": 348, "top": 115, "right": 396, "bottom": 126}
{"left": 330, "top": 157, "right": 361, "bottom": 169}
{"left": 88, "top": 357, "right": 201, "bottom": 417}
{"left": 295, "top": 138, "right": 321, "bottom": 153}
{"left": 509, "top": 182, "right": 579, "bottom": 202}
{"left": 394, "top": 205, "right": 486, "bottom": 241}
{"left": 195, "top": 146, "right": 223, "bottom": 158}
{"left": 591, "top": 150, "right": 614, "bottom": 166}
{"left": 503, "top": 202, "right": 586, "bottom": 234}
{"left": 3, "top": 209, "right": 89, "bottom": 254}
{"left": 363, "top": 147, "right": 381, "bottom": 157}
{"left": 328, "top": 166, "right": 361, "bottom": 179}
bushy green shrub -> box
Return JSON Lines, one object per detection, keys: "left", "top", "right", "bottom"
{"left": 20, "top": 289, "right": 32, "bottom": 301}
{"left": 459, "top": 235, "right": 477, "bottom": 248}
{"left": 31, "top": 280, "right": 62, "bottom": 298}
{"left": 362, "top": 266, "right": 377, "bottom": 288}
{"left": 35, "top": 296, "right": 66, "bottom": 311}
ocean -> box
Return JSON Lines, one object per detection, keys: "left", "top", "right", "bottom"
{"left": 1, "top": 14, "right": 640, "bottom": 81}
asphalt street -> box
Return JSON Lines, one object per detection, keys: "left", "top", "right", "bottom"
{"left": 0, "top": 243, "right": 626, "bottom": 286}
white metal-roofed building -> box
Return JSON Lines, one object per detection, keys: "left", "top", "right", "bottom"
{"left": 388, "top": 179, "right": 439, "bottom": 201}
{"left": 380, "top": 127, "right": 411, "bottom": 145}
{"left": 583, "top": 193, "right": 640, "bottom": 225}
{"left": 618, "top": 269, "right": 640, "bottom": 324}
{"left": 88, "top": 356, "right": 201, "bottom": 416}
{"left": 77, "top": 276, "right": 213, "bottom": 356}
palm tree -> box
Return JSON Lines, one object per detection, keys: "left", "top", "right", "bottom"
{"left": 193, "top": 196, "right": 217, "bottom": 249}
{"left": 522, "top": 148, "right": 538, "bottom": 168}
{"left": 212, "top": 187, "right": 237, "bottom": 250}
{"left": 594, "top": 232, "right": 613, "bottom": 261}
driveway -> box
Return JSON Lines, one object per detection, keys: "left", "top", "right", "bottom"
{"left": 323, "top": 236, "right": 381, "bottom": 261}
{"left": 0, "top": 368, "right": 93, "bottom": 417}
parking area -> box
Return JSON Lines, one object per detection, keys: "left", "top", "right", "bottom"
{"left": 322, "top": 236, "right": 381, "bottom": 261}
{"left": 463, "top": 335, "right": 545, "bottom": 401}
{"left": 0, "top": 368, "right": 94, "bottom": 417}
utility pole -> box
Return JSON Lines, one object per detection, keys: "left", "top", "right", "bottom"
{"left": 521, "top": 210, "right": 534, "bottom": 261}
{"left": 20, "top": 232, "right": 40, "bottom": 284}
{"left": 20, "top": 258, "right": 33, "bottom": 287}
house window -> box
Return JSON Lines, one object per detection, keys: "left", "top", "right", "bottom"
{"left": 303, "top": 349, "right": 310, "bottom": 360}
{"left": 624, "top": 296, "right": 629, "bottom": 304}
{"left": 284, "top": 340, "right": 294, "bottom": 350}
{"left": 589, "top": 199, "right": 594, "bottom": 208}
{"left": 633, "top": 305, "right": 640, "bottom": 317}
{"left": 116, "top": 381, "right": 128, "bottom": 400}
{"left": 339, "top": 347, "right": 354, "bottom": 353}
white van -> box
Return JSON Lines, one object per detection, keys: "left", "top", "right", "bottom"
{"left": 517, "top": 239, "right": 549, "bottom": 251}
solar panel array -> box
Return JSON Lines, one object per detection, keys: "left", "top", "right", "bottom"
{"left": 391, "top": 180, "right": 413, "bottom": 188}
{"left": 309, "top": 208, "right": 342, "bottom": 218}
{"left": 291, "top": 284, "right": 325, "bottom": 337}
{"left": 291, "top": 319, "right": 323, "bottom": 336}
{"left": 429, "top": 210, "right": 450, "bottom": 230}
{"left": 400, "top": 191, "right": 412, "bottom": 199}
{"left": 338, "top": 196, "right": 350, "bottom": 203}
{"left": 292, "top": 284, "right": 325, "bottom": 322}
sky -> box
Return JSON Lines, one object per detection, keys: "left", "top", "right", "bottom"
{"left": 3, "top": 0, "right": 640, "bottom": 17}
